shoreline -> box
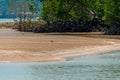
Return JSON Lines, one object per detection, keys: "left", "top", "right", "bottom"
{"left": 0, "top": 38, "right": 120, "bottom": 63}
{"left": 0, "top": 45, "right": 120, "bottom": 63}
{"left": 0, "top": 29, "right": 119, "bottom": 63}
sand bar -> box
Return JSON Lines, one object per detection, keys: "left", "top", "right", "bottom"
{"left": 0, "top": 28, "right": 120, "bottom": 62}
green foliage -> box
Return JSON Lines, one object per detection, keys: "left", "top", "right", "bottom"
{"left": 103, "top": 0, "right": 120, "bottom": 25}
{"left": 27, "top": 0, "right": 40, "bottom": 13}
{"left": 13, "top": 0, "right": 120, "bottom": 32}
{"left": 91, "top": 0, "right": 105, "bottom": 18}
{"left": 40, "top": 0, "right": 95, "bottom": 22}
{"left": 8, "top": 0, "right": 120, "bottom": 25}
{"left": 39, "top": 0, "right": 120, "bottom": 26}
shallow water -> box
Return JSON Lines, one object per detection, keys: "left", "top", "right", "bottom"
{"left": 0, "top": 18, "right": 14, "bottom": 23}
{"left": 0, "top": 51, "right": 120, "bottom": 80}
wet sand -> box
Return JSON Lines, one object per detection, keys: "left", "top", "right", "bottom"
{"left": 0, "top": 28, "right": 120, "bottom": 62}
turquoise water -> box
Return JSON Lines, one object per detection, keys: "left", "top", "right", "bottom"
{"left": 0, "top": 51, "right": 120, "bottom": 80}
{"left": 0, "top": 18, "right": 14, "bottom": 23}
{"left": 0, "top": 18, "right": 38, "bottom": 23}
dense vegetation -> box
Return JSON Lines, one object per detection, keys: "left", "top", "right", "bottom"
{"left": 14, "top": 0, "right": 120, "bottom": 34}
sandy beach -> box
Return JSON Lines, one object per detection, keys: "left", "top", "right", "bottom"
{"left": 0, "top": 28, "right": 120, "bottom": 62}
